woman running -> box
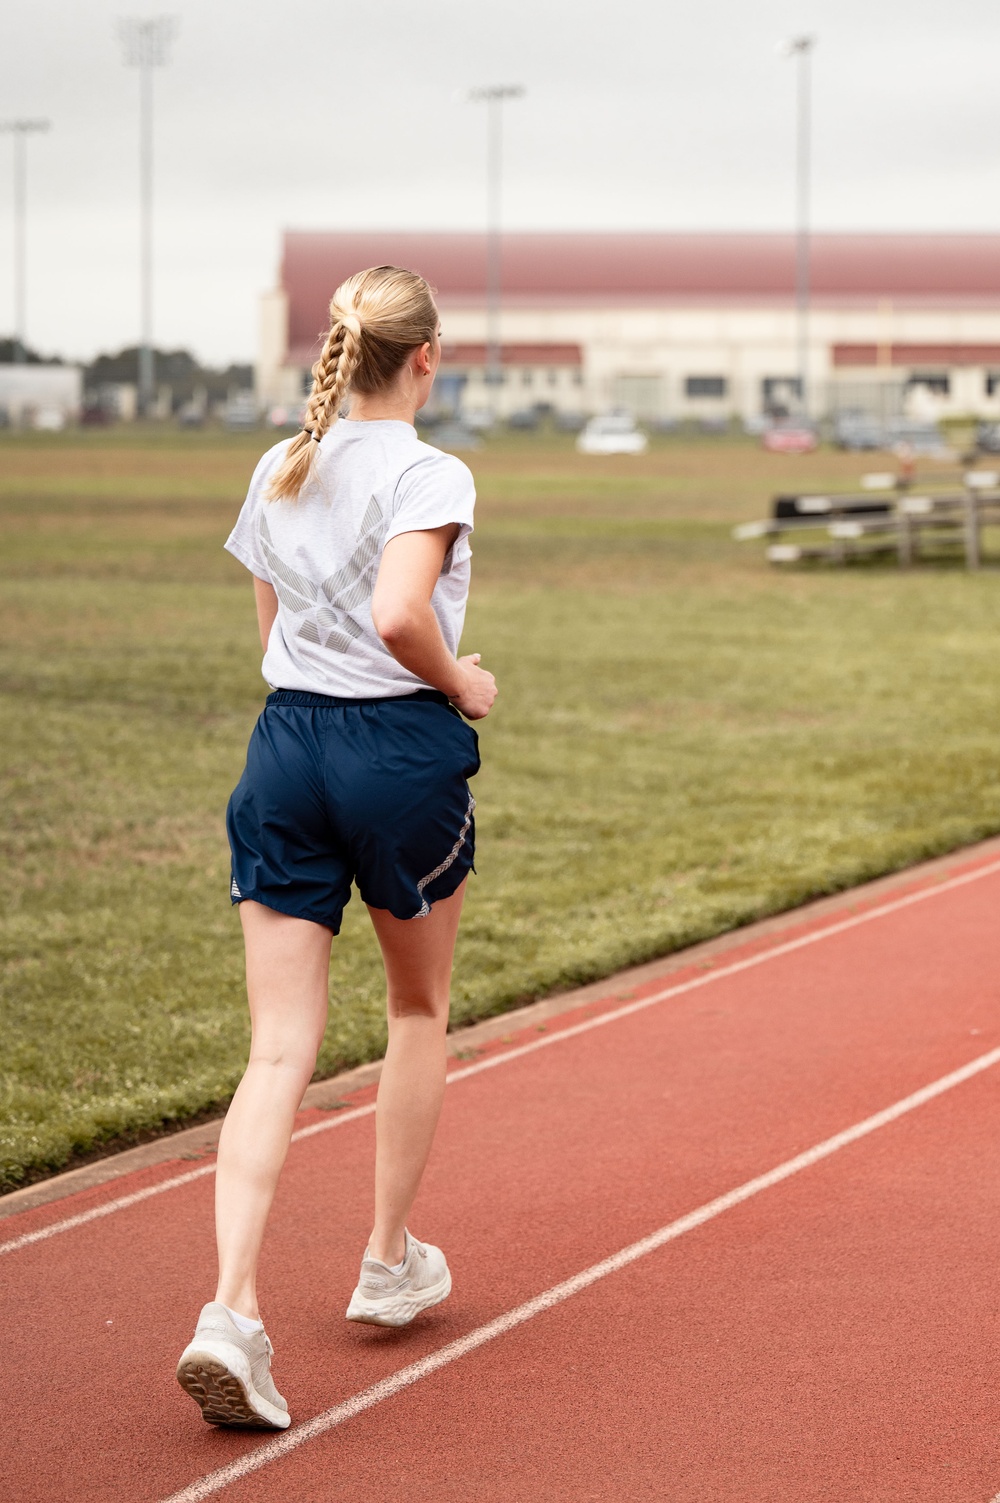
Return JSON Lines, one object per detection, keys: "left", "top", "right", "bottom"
{"left": 175, "top": 265, "right": 496, "bottom": 1429}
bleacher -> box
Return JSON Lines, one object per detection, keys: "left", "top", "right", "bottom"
{"left": 733, "top": 472, "right": 1000, "bottom": 568}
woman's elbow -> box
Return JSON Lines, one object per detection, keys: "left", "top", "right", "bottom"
{"left": 371, "top": 604, "right": 415, "bottom": 647}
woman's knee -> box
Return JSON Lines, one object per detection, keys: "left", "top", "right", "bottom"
{"left": 248, "top": 1025, "right": 324, "bottom": 1077}
{"left": 386, "top": 989, "right": 449, "bottom": 1024}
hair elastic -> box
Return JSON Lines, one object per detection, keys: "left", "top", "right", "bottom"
{"left": 302, "top": 428, "right": 321, "bottom": 442}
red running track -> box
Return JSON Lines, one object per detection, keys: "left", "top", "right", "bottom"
{"left": 5, "top": 852, "right": 1000, "bottom": 1502}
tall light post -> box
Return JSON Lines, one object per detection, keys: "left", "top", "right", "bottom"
{"left": 0, "top": 119, "right": 51, "bottom": 362}
{"left": 117, "top": 16, "right": 177, "bottom": 416}
{"left": 780, "top": 36, "right": 815, "bottom": 419}
{"left": 468, "top": 85, "right": 524, "bottom": 413}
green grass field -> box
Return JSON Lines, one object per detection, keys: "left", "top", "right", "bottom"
{"left": 4, "top": 426, "right": 1000, "bottom": 1191}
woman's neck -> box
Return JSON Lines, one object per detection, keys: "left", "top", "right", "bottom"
{"left": 347, "top": 391, "right": 417, "bottom": 425}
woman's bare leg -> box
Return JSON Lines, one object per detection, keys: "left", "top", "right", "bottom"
{"left": 366, "top": 880, "right": 466, "bottom": 1266}
{"left": 213, "top": 901, "right": 332, "bottom": 1318}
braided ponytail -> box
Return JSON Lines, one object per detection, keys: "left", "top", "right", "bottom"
{"left": 266, "top": 265, "right": 438, "bottom": 503}
{"left": 266, "top": 313, "right": 362, "bottom": 501}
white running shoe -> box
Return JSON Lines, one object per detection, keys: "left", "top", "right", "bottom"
{"left": 176, "top": 1302, "right": 291, "bottom": 1429}
{"left": 345, "top": 1230, "right": 452, "bottom": 1327}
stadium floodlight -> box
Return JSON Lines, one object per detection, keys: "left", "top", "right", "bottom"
{"left": 779, "top": 35, "right": 816, "bottom": 419}
{"left": 0, "top": 119, "right": 51, "bottom": 364}
{"left": 467, "top": 86, "right": 525, "bottom": 413}
{"left": 117, "top": 15, "right": 178, "bottom": 417}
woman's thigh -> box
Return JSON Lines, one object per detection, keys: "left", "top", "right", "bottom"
{"left": 240, "top": 900, "right": 333, "bottom": 1064}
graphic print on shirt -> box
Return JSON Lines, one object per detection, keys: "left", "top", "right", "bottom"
{"left": 257, "top": 495, "right": 384, "bottom": 653}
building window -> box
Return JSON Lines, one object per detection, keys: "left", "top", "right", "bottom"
{"left": 907, "top": 372, "right": 950, "bottom": 395}
{"left": 572, "top": 370, "right": 583, "bottom": 386}
{"left": 522, "top": 370, "right": 532, "bottom": 386}
{"left": 685, "top": 375, "right": 727, "bottom": 399}
{"left": 547, "top": 369, "right": 558, "bottom": 386}
{"left": 986, "top": 372, "right": 1000, "bottom": 396}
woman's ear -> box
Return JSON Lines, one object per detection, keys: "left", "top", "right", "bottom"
{"left": 414, "top": 341, "right": 433, "bottom": 378}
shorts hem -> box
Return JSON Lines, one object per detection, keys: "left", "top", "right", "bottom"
{"left": 358, "top": 855, "right": 473, "bottom": 922}
{"left": 230, "top": 888, "right": 343, "bottom": 936}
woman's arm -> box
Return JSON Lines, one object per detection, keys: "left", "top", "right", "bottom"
{"left": 253, "top": 577, "right": 279, "bottom": 652}
{"left": 371, "top": 525, "right": 497, "bottom": 720}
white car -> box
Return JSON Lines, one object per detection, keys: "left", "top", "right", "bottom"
{"left": 576, "top": 411, "right": 648, "bottom": 455}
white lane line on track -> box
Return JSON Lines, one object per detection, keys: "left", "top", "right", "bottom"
{"left": 159, "top": 1042, "right": 1000, "bottom": 1503}
{"left": 5, "top": 852, "right": 1000, "bottom": 1261}
{"left": 0, "top": 1104, "right": 377, "bottom": 1257}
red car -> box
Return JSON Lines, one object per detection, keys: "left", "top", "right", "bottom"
{"left": 762, "top": 425, "right": 818, "bottom": 454}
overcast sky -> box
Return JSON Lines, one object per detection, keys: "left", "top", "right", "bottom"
{"left": 0, "top": 0, "right": 996, "bottom": 365}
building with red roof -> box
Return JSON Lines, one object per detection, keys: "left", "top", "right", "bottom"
{"left": 258, "top": 232, "right": 1000, "bottom": 422}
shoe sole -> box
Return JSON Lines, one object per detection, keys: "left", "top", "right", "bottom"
{"left": 176, "top": 1341, "right": 291, "bottom": 1429}
{"left": 345, "top": 1268, "right": 452, "bottom": 1327}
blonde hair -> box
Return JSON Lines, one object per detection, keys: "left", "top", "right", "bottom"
{"left": 267, "top": 264, "right": 439, "bottom": 502}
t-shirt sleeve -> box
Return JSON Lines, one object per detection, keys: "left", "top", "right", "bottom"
{"left": 384, "top": 451, "right": 476, "bottom": 572}
{"left": 224, "top": 444, "right": 288, "bottom": 583}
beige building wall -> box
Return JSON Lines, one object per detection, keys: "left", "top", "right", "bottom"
{"left": 262, "top": 286, "right": 1000, "bottom": 421}
{"left": 256, "top": 287, "right": 304, "bottom": 411}
{"left": 437, "top": 301, "right": 1000, "bottom": 420}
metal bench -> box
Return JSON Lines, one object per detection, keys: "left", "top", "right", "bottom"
{"left": 737, "top": 473, "right": 1000, "bottom": 569}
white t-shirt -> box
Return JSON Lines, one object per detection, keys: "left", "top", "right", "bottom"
{"left": 225, "top": 419, "right": 476, "bottom": 699}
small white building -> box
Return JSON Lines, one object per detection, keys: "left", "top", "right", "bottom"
{"left": 258, "top": 232, "right": 1000, "bottom": 423}
{"left": 0, "top": 364, "right": 83, "bottom": 428}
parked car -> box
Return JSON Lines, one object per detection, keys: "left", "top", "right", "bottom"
{"left": 833, "top": 412, "right": 886, "bottom": 450}
{"left": 33, "top": 408, "right": 66, "bottom": 432}
{"left": 884, "top": 418, "right": 945, "bottom": 456}
{"left": 761, "top": 424, "right": 818, "bottom": 455}
{"left": 266, "top": 404, "right": 306, "bottom": 430}
{"left": 977, "top": 423, "right": 1000, "bottom": 455}
{"left": 460, "top": 407, "right": 496, "bottom": 432}
{"left": 553, "top": 410, "right": 586, "bottom": 432}
{"left": 576, "top": 410, "right": 648, "bottom": 455}
{"left": 224, "top": 391, "right": 259, "bottom": 431}
{"left": 432, "top": 420, "right": 482, "bottom": 452}
{"left": 176, "top": 398, "right": 206, "bottom": 428}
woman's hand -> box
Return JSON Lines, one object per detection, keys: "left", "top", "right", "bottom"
{"left": 449, "top": 653, "right": 497, "bottom": 720}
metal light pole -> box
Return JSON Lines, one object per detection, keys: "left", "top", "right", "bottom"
{"left": 468, "top": 85, "right": 524, "bottom": 413}
{"left": 780, "top": 36, "right": 815, "bottom": 419}
{"left": 117, "top": 16, "right": 177, "bottom": 416}
{"left": 0, "top": 119, "right": 50, "bottom": 362}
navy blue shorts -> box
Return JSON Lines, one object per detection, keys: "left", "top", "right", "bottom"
{"left": 226, "top": 689, "right": 480, "bottom": 933}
